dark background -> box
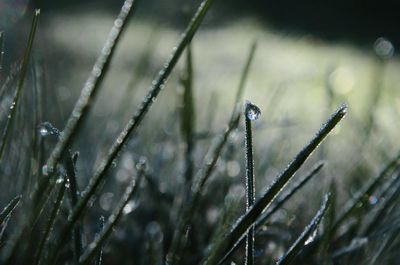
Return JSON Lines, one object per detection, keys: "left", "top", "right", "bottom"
{"left": 31, "top": 0, "right": 400, "bottom": 47}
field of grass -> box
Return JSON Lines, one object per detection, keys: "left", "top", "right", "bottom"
{"left": 1, "top": 0, "right": 400, "bottom": 264}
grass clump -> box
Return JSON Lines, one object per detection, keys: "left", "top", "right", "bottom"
{"left": 0, "top": 1, "right": 400, "bottom": 265}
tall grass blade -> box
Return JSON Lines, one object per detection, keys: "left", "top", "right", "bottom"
{"left": 180, "top": 45, "right": 195, "bottom": 188}
{"left": 0, "top": 195, "right": 21, "bottom": 226}
{"left": 276, "top": 193, "right": 331, "bottom": 265}
{"left": 217, "top": 162, "right": 325, "bottom": 265}
{"left": 48, "top": 0, "right": 216, "bottom": 263}
{"left": 0, "top": 10, "right": 40, "bottom": 160}
{"left": 203, "top": 104, "right": 347, "bottom": 265}
{"left": 34, "top": 177, "right": 67, "bottom": 265}
{"left": 78, "top": 173, "right": 143, "bottom": 265}
{"left": 44, "top": 0, "right": 138, "bottom": 173}
{"left": 244, "top": 101, "right": 261, "bottom": 265}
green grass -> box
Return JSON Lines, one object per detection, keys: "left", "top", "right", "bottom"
{"left": 0, "top": 1, "right": 400, "bottom": 265}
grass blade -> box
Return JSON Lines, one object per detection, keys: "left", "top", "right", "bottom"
{"left": 0, "top": 195, "right": 21, "bottom": 226}
{"left": 244, "top": 101, "right": 261, "bottom": 265}
{"left": 48, "top": 0, "right": 216, "bottom": 263}
{"left": 0, "top": 10, "right": 40, "bottom": 160}
{"left": 78, "top": 173, "right": 143, "bottom": 265}
{"left": 166, "top": 112, "right": 241, "bottom": 265}
{"left": 276, "top": 193, "right": 331, "bottom": 265}
{"left": 217, "top": 162, "right": 325, "bottom": 265}
{"left": 44, "top": 0, "right": 138, "bottom": 173}
{"left": 232, "top": 41, "right": 257, "bottom": 116}
{"left": 34, "top": 177, "right": 67, "bottom": 265}
{"left": 94, "top": 216, "right": 105, "bottom": 265}
{"left": 331, "top": 151, "right": 400, "bottom": 233}
{"left": 203, "top": 104, "right": 347, "bottom": 265}
{"left": 180, "top": 45, "right": 196, "bottom": 188}
{"left": 256, "top": 162, "right": 325, "bottom": 230}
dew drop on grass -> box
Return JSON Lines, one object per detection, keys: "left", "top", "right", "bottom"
{"left": 123, "top": 200, "right": 138, "bottom": 215}
{"left": 368, "top": 195, "right": 379, "bottom": 206}
{"left": 245, "top": 101, "right": 261, "bottom": 121}
{"left": 42, "top": 164, "right": 51, "bottom": 176}
{"left": 39, "top": 127, "right": 49, "bottom": 136}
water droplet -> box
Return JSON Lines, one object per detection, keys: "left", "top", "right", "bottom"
{"left": 38, "top": 122, "right": 60, "bottom": 138}
{"left": 368, "top": 195, "right": 379, "bottom": 206}
{"left": 123, "top": 200, "right": 138, "bottom": 215}
{"left": 56, "top": 176, "right": 64, "bottom": 184}
{"left": 42, "top": 164, "right": 53, "bottom": 176}
{"left": 245, "top": 101, "right": 261, "bottom": 121}
{"left": 39, "top": 127, "right": 49, "bottom": 136}
{"left": 374, "top": 37, "right": 394, "bottom": 59}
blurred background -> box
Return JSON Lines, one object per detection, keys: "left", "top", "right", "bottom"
{"left": 1, "top": 0, "right": 400, "bottom": 264}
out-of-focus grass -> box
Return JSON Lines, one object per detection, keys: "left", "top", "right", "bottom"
{"left": 39, "top": 10, "right": 400, "bottom": 191}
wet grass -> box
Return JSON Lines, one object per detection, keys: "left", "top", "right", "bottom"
{"left": 0, "top": 1, "right": 400, "bottom": 265}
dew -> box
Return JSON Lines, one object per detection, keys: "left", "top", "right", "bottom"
{"left": 368, "top": 195, "right": 379, "bottom": 206}
{"left": 245, "top": 101, "right": 261, "bottom": 121}
{"left": 123, "top": 200, "right": 138, "bottom": 215}
{"left": 305, "top": 229, "right": 318, "bottom": 245}
{"left": 374, "top": 37, "right": 394, "bottom": 59}
{"left": 42, "top": 164, "right": 53, "bottom": 176}
{"left": 39, "top": 127, "right": 49, "bottom": 137}
{"left": 56, "top": 176, "right": 64, "bottom": 184}
{"left": 38, "top": 122, "right": 60, "bottom": 138}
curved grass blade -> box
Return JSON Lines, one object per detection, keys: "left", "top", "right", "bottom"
{"left": 44, "top": 0, "right": 138, "bottom": 174}
{"left": 34, "top": 177, "right": 67, "bottom": 265}
{"left": 78, "top": 173, "right": 143, "bottom": 265}
{"left": 203, "top": 104, "right": 347, "bottom": 265}
{"left": 0, "top": 10, "right": 40, "bottom": 160}
{"left": 217, "top": 162, "right": 325, "bottom": 265}
{"left": 276, "top": 193, "right": 331, "bottom": 265}
{"left": 0, "top": 195, "right": 21, "bottom": 226}
{"left": 49, "top": 1, "right": 216, "bottom": 263}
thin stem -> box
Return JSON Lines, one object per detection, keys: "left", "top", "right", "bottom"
{"left": 0, "top": 10, "right": 40, "bottom": 160}
{"left": 244, "top": 102, "right": 257, "bottom": 265}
